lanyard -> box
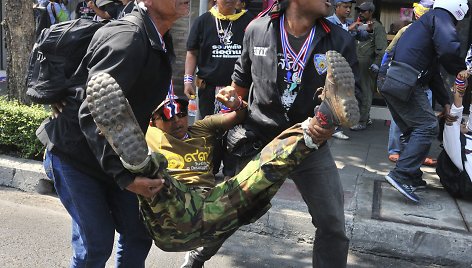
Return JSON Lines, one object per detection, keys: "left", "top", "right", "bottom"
{"left": 149, "top": 18, "right": 167, "bottom": 52}
{"left": 280, "top": 14, "right": 315, "bottom": 86}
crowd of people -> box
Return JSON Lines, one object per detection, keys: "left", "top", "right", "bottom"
{"left": 34, "top": 0, "right": 133, "bottom": 30}
{"left": 32, "top": 0, "right": 472, "bottom": 267}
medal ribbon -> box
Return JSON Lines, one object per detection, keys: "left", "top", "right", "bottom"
{"left": 280, "top": 14, "right": 315, "bottom": 84}
{"left": 165, "top": 80, "right": 176, "bottom": 118}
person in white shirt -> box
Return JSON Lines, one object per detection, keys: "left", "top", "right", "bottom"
{"left": 438, "top": 69, "right": 472, "bottom": 199}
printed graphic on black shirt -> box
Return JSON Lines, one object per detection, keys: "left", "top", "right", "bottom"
{"left": 278, "top": 52, "right": 302, "bottom": 111}
{"left": 211, "top": 43, "right": 242, "bottom": 59}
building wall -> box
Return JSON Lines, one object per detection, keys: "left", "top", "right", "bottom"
{"left": 170, "top": 0, "right": 201, "bottom": 96}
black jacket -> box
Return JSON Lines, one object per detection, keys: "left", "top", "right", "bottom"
{"left": 394, "top": 8, "right": 466, "bottom": 106}
{"left": 37, "top": 6, "right": 173, "bottom": 189}
{"left": 232, "top": 15, "right": 361, "bottom": 144}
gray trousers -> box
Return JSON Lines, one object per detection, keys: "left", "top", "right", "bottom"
{"left": 358, "top": 59, "right": 376, "bottom": 124}
{"left": 383, "top": 86, "right": 439, "bottom": 182}
{"left": 189, "top": 144, "right": 349, "bottom": 267}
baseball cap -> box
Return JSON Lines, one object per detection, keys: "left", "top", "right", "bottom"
{"left": 355, "top": 2, "right": 375, "bottom": 12}
{"left": 95, "top": 0, "right": 114, "bottom": 7}
{"left": 334, "top": 0, "right": 356, "bottom": 4}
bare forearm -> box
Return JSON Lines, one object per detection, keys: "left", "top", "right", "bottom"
{"left": 185, "top": 50, "right": 198, "bottom": 75}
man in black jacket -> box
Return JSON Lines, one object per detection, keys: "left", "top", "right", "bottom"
{"left": 38, "top": 0, "right": 189, "bottom": 267}
{"left": 381, "top": 0, "right": 468, "bottom": 203}
{"left": 181, "top": 0, "right": 361, "bottom": 267}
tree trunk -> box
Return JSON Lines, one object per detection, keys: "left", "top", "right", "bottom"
{"left": 4, "top": 0, "right": 35, "bottom": 103}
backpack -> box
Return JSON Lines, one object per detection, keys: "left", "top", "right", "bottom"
{"left": 26, "top": 19, "right": 105, "bottom": 104}
{"left": 437, "top": 149, "right": 472, "bottom": 200}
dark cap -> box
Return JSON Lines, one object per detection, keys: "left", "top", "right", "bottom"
{"left": 334, "top": 0, "right": 356, "bottom": 5}
{"left": 355, "top": 2, "right": 375, "bottom": 12}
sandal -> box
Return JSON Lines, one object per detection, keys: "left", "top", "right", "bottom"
{"left": 388, "top": 154, "right": 400, "bottom": 163}
{"left": 422, "top": 157, "right": 437, "bottom": 167}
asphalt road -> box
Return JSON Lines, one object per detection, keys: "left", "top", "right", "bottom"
{"left": 0, "top": 187, "right": 439, "bottom": 268}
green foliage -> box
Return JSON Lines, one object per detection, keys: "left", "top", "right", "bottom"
{"left": 0, "top": 97, "right": 49, "bottom": 159}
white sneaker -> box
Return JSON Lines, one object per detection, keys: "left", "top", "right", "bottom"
{"left": 332, "top": 131, "right": 349, "bottom": 140}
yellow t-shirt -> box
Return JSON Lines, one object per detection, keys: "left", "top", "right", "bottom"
{"left": 145, "top": 114, "right": 227, "bottom": 188}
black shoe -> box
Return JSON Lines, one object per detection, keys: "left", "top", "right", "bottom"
{"left": 384, "top": 175, "right": 420, "bottom": 202}
{"left": 181, "top": 252, "right": 205, "bottom": 268}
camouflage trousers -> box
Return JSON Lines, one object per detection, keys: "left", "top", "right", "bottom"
{"left": 138, "top": 124, "right": 313, "bottom": 252}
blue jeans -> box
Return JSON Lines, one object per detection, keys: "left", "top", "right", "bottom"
{"left": 388, "top": 89, "right": 432, "bottom": 155}
{"left": 383, "top": 87, "right": 438, "bottom": 182}
{"left": 191, "top": 144, "right": 349, "bottom": 267}
{"left": 44, "top": 150, "right": 152, "bottom": 268}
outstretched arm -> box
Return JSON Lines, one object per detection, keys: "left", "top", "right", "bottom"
{"left": 214, "top": 86, "right": 248, "bottom": 130}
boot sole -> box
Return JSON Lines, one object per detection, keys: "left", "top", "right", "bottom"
{"left": 323, "top": 51, "right": 360, "bottom": 128}
{"left": 86, "top": 73, "right": 149, "bottom": 166}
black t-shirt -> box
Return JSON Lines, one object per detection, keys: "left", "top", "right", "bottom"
{"left": 187, "top": 11, "right": 254, "bottom": 86}
{"left": 276, "top": 31, "right": 324, "bottom": 119}
{"left": 75, "top": 1, "right": 95, "bottom": 19}
{"left": 99, "top": 2, "right": 121, "bottom": 20}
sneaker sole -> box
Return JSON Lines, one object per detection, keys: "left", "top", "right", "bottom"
{"left": 413, "top": 185, "right": 427, "bottom": 192}
{"left": 180, "top": 252, "right": 191, "bottom": 268}
{"left": 321, "top": 51, "right": 360, "bottom": 128}
{"left": 86, "top": 73, "right": 149, "bottom": 166}
{"left": 332, "top": 132, "right": 349, "bottom": 140}
{"left": 384, "top": 175, "right": 419, "bottom": 202}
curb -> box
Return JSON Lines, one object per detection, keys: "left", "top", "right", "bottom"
{"left": 0, "top": 155, "right": 51, "bottom": 193}
{"left": 350, "top": 216, "right": 472, "bottom": 266}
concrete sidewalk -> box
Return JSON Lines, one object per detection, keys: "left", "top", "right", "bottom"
{"left": 1, "top": 119, "right": 471, "bottom": 266}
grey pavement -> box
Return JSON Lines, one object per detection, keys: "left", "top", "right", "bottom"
{"left": 1, "top": 119, "right": 472, "bottom": 266}
{"left": 0, "top": 187, "right": 426, "bottom": 268}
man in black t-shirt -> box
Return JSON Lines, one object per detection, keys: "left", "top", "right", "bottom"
{"left": 184, "top": 1, "right": 253, "bottom": 117}
{"left": 184, "top": 0, "right": 254, "bottom": 181}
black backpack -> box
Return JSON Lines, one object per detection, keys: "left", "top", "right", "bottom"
{"left": 437, "top": 148, "right": 472, "bottom": 201}
{"left": 26, "top": 18, "right": 105, "bottom": 104}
